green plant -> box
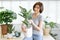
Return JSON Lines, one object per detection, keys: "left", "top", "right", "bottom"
{"left": 44, "top": 16, "right": 56, "bottom": 28}
{"left": 7, "top": 24, "right": 15, "bottom": 34}
{"left": 44, "top": 21, "right": 56, "bottom": 29}
{"left": 19, "top": 6, "right": 32, "bottom": 27}
{"left": 44, "top": 21, "right": 56, "bottom": 28}
{"left": 44, "top": 16, "right": 56, "bottom": 29}
{"left": 0, "top": 9, "right": 17, "bottom": 34}
{"left": 49, "top": 22, "right": 56, "bottom": 29}
{"left": 0, "top": 9, "right": 17, "bottom": 25}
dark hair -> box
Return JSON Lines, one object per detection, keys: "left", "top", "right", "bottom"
{"left": 33, "top": 2, "right": 43, "bottom": 13}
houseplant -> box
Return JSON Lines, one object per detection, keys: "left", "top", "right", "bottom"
{"left": 19, "top": 6, "right": 32, "bottom": 37}
{"left": 19, "top": 6, "right": 32, "bottom": 28}
{"left": 44, "top": 21, "right": 56, "bottom": 35}
{"left": 0, "top": 9, "right": 17, "bottom": 36}
{"left": 43, "top": 16, "right": 56, "bottom": 35}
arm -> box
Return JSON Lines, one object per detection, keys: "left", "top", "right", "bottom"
{"left": 21, "top": 24, "right": 27, "bottom": 33}
{"left": 31, "top": 20, "right": 42, "bottom": 31}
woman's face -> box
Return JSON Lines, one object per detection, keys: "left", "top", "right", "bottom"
{"left": 34, "top": 5, "right": 40, "bottom": 13}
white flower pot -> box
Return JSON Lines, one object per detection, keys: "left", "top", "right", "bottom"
{"left": 26, "top": 27, "right": 32, "bottom": 37}
{"left": 21, "top": 23, "right": 32, "bottom": 37}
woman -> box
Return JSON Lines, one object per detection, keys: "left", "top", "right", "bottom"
{"left": 22, "top": 2, "right": 43, "bottom": 40}
{"left": 30, "top": 2, "right": 43, "bottom": 40}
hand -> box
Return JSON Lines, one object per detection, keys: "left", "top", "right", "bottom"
{"left": 28, "top": 19, "right": 33, "bottom": 24}
{"left": 21, "top": 24, "right": 27, "bottom": 33}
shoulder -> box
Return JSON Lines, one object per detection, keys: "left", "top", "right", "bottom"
{"left": 38, "top": 14, "right": 43, "bottom": 21}
{"left": 39, "top": 14, "right": 42, "bottom": 18}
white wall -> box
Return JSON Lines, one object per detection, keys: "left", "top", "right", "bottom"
{"left": 0, "top": 1, "right": 58, "bottom": 24}
{"left": 0, "top": 1, "right": 60, "bottom": 31}
{"left": 56, "top": 1, "right": 60, "bottom": 24}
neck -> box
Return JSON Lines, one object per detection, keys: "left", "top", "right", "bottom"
{"left": 34, "top": 12, "right": 40, "bottom": 16}
{"left": 33, "top": 12, "right": 40, "bottom": 18}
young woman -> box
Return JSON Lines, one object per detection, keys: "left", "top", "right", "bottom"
{"left": 21, "top": 2, "right": 43, "bottom": 40}
{"left": 30, "top": 2, "right": 44, "bottom": 40}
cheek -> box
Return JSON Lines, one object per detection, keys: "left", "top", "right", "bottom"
{"left": 37, "top": 9, "right": 40, "bottom": 11}
{"left": 34, "top": 8, "right": 37, "bottom": 11}
{"left": 34, "top": 8, "right": 39, "bottom": 11}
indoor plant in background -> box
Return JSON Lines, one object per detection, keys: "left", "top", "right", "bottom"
{"left": 43, "top": 16, "right": 56, "bottom": 36}
{"left": 0, "top": 9, "right": 17, "bottom": 37}
{"left": 44, "top": 20, "right": 50, "bottom": 35}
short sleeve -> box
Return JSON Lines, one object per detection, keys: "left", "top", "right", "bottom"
{"left": 39, "top": 15, "right": 43, "bottom": 21}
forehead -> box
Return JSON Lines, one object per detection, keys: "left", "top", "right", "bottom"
{"left": 35, "top": 5, "right": 40, "bottom": 7}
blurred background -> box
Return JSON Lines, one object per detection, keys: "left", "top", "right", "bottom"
{"left": 0, "top": 0, "right": 60, "bottom": 40}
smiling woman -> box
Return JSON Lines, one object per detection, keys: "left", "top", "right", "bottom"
{"left": 31, "top": 2, "right": 43, "bottom": 40}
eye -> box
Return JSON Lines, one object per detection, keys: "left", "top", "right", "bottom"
{"left": 35, "top": 7, "right": 40, "bottom": 8}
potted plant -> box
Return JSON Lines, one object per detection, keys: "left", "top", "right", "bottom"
{"left": 44, "top": 21, "right": 56, "bottom": 36}
{"left": 43, "top": 16, "right": 56, "bottom": 36}
{"left": 19, "top": 6, "right": 32, "bottom": 37}
{"left": 0, "top": 9, "right": 17, "bottom": 36}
